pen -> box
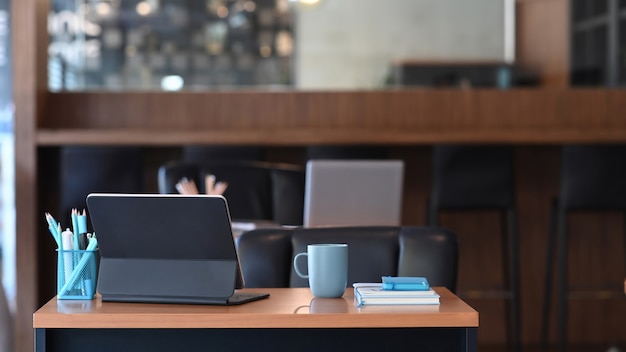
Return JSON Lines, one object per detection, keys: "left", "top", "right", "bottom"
{"left": 78, "top": 233, "right": 88, "bottom": 250}
{"left": 77, "top": 209, "right": 88, "bottom": 250}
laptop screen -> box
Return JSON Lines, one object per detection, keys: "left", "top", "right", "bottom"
{"left": 303, "top": 160, "right": 404, "bottom": 227}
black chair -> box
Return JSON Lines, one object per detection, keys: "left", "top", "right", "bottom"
{"left": 158, "top": 160, "right": 305, "bottom": 225}
{"left": 541, "top": 145, "right": 626, "bottom": 352}
{"left": 236, "top": 226, "right": 458, "bottom": 292}
{"left": 427, "top": 144, "right": 520, "bottom": 352}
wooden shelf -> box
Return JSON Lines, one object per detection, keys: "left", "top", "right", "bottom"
{"left": 38, "top": 89, "right": 626, "bottom": 145}
{"left": 36, "top": 127, "right": 626, "bottom": 146}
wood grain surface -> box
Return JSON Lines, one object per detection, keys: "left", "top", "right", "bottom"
{"left": 33, "top": 287, "right": 478, "bottom": 329}
{"left": 39, "top": 89, "right": 626, "bottom": 145}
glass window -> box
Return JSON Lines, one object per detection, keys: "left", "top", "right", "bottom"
{"left": 47, "top": 0, "right": 295, "bottom": 91}
{"left": 48, "top": 0, "right": 515, "bottom": 91}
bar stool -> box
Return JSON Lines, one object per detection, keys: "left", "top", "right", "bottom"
{"left": 428, "top": 144, "right": 520, "bottom": 352}
{"left": 541, "top": 145, "right": 626, "bottom": 352}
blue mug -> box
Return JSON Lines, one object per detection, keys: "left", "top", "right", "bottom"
{"left": 294, "top": 244, "right": 348, "bottom": 298}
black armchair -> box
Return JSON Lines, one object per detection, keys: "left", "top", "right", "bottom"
{"left": 158, "top": 160, "right": 305, "bottom": 225}
{"left": 236, "top": 226, "right": 459, "bottom": 293}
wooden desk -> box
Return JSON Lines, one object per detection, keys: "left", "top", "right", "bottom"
{"left": 33, "top": 287, "right": 478, "bottom": 352}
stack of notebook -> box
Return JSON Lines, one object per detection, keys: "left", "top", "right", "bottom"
{"left": 353, "top": 283, "right": 440, "bottom": 306}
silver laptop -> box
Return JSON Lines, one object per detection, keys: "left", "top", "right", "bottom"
{"left": 86, "top": 193, "right": 269, "bottom": 305}
{"left": 303, "top": 160, "right": 404, "bottom": 227}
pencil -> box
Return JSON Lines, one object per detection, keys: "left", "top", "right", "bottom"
{"left": 71, "top": 209, "right": 80, "bottom": 250}
{"left": 44, "top": 213, "right": 61, "bottom": 248}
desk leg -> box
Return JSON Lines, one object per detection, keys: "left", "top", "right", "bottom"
{"left": 465, "top": 327, "right": 478, "bottom": 352}
{"left": 35, "top": 329, "right": 46, "bottom": 352}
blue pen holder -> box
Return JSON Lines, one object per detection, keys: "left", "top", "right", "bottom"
{"left": 57, "top": 249, "right": 98, "bottom": 300}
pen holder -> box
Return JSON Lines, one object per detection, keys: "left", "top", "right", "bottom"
{"left": 57, "top": 249, "right": 98, "bottom": 300}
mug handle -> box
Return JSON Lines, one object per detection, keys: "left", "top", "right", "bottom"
{"left": 292, "top": 305, "right": 310, "bottom": 314}
{"left": 293, "top": 252, "right": 309, "bottom": 279}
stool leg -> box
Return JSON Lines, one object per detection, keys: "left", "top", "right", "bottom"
{"left": 541, "top": 199, "right": 559, "bottom": 348}
{"left": 507, "top": 208, "right": 521, "bottom": 352}
{"left": 623, "top": 212, "right": 626, "bottom": 296}
{"left": 428, "top": 199, "right": 439, "bottom": 227}
{"left": 556, "top": 208, "right": 568, "bottom": 352}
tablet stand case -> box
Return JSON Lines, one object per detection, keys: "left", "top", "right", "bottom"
{"left": 98, "top": 258, "right": 239, "bottom": 305}
{"left": 87, "top": 194, "right": 269, "bottom": 306}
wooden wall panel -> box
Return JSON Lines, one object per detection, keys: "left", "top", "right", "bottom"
{"left": 12, "top": 0, "right": 48, "bottom": 351}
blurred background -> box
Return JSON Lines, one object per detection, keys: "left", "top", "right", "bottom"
{"left": 5, "top": 1, "right": 626, "bottom": 351}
